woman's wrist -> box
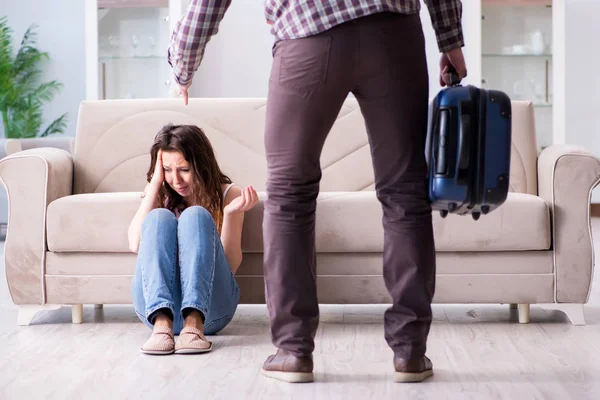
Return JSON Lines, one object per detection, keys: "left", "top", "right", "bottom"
{"left": 149, "top": 178, "right": 162, "bottom": 190}
{"left": 142, "top": 181, "right": 161, "bottom": 200}
{"left": 223, "top": 207, "right": 238, "bottom": 217}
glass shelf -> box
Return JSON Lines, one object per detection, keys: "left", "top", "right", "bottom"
{"left": 97, "top": 6, "right": 172, "bottom": 100}
{"left": 533, "top": 103, "right": 552, "bottom": 108}
{"left": 99, "top": 56, "right": 166, "bottom": 61}
{"left": 483, "top": 53, "right": 552, "bottom": 58}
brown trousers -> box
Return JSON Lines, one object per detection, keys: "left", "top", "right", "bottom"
{"left": 263, "top": 12, "right": 436, "bottom": 360}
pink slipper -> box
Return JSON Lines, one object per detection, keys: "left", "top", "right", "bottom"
{"left": 141, "top": 326, "right": 175, "bottom": 355}
{"left": 175, "top": 326, "right": 213, "bottom": 354}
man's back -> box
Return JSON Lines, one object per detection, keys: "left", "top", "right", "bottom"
{"left": 169, "top": 0, "right": 463, "bottom": 86}
{"left": 264, "top": 0, "right": 462, "bottom": 52}
{"left": 264, "top": 1, "right": 423, "bottom": 41}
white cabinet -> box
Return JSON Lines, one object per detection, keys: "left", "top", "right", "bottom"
{"left": 84, "top": 0, "right": 186, "bottom": 101}
{"left": 98, "top": 0, "right": 169, "bottom": 7}
{"left": 483, "top": 0, "right": 552, "bottom": 5}
{"left": 476, "top": 0, "right": 566, "bottom": 150}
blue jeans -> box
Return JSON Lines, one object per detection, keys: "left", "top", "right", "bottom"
{"left": 131, "top": 206, "right": 240, "bottom": 335}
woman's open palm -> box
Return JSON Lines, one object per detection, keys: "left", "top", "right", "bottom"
{"left": 224, "top": 186, "right": 258, "bottom": 215}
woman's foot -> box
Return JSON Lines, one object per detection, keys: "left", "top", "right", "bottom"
{"left": 175, "top": 310, "right": 212, "bottom": 354}
{"left": 141, "top": 326, "right": 175, "bottom": 355}
{"left": 141, "top": 314, "right": 175, "bottom": 355}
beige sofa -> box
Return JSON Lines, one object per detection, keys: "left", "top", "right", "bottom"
{"left": 4, "top": 137, "right": 75, "bottom": 156}
{"left": 2, "top": 98, "right": 599, "bottom": 326}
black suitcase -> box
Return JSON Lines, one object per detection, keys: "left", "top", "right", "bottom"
{"left": 426, "top": 72, "right": 512, "bottom": 220}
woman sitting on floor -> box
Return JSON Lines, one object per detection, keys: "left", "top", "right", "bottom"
{"left": 128, "top": 124, "right": 258, "bottom": 355}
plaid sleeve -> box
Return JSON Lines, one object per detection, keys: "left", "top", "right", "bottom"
{"left": 423, "top": 0, "right": 464, "bottom": 53}
{"left": 264, "top": 0, "right": 276, "bottom": 24}
{"left": 168, "top": 0, "right": 232, "bottom": 86}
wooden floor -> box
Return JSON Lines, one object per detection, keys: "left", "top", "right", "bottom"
{"left": 2, "top": 223, "right": 600, "bottom": 399}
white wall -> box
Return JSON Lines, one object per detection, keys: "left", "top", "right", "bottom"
{"left": 1, "top": 0, "right": 86, "bottom": 138}
{"left": 190, "top": 1, "right": 482, "bottom": 100}
{"left": 190, "top": 2, "right": 272, "bottom": 98}
{"left": 565, "top": 0, "right": 600, "bottom": 152}
{"left": 563, "top": 0, "right": 600, "bottom": 201}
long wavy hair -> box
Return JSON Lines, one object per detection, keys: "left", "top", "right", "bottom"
{"left": 147, "top": 124, "right": 232, "bottom": 232}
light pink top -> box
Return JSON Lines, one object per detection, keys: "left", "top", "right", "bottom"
{"left": 167, "top": 183, "right": 235, "bottom": 219}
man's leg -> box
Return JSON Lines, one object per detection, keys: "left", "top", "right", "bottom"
{"left": 262, "top": 25, "right": 356, "bottom": 382}
{"left": 353, "top": 13, "right": 436, "bottom": 381}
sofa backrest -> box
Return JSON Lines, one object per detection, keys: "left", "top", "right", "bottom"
{"left": 72, "top": 98, "right": 538, "bottom": 195}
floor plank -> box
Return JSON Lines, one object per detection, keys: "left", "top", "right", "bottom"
{"left": 1, "top": 220, "right": 600, "bottom": 399}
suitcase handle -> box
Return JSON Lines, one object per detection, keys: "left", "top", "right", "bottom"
{"left": 434, "top": 108, "right": 470, "bottom": 176}
{"left": 435, "top": 110, "right": 449, "bottom": 175}
{"left": 457, "top": 112, "right": 471, "bottom": 170}
{"left": 449, "top": 67, "right": 461, "bottom": 86}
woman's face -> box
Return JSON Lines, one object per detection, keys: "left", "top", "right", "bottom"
{"left": 161, "top": 150, "right": 192, "bottom": 198}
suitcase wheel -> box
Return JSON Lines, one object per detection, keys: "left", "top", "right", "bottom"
{"left": 440, "top": 210, "right": 449, "bottom": 218}
{"left": 472, "top": 212, "right": 481, "bottom": 221}
{"left": 481, "top": 205, "right": 490, "bottom": 215}
{"left": 448, "top": 202, "right": 457, "bottom": 212}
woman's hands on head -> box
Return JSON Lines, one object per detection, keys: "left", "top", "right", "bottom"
{"left": 150, "top": 149, "right": 164, "bottom": 188}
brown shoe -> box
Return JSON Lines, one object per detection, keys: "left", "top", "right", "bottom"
{"left": 261, "top": 349, "right": 314, "bottom": 383}
{"left": 393, "top": 355, "right": 434, "bottom": 383}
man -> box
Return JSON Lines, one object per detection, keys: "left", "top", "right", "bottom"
{"left": 168, "top": 0, "right": 467, "bottom": 384}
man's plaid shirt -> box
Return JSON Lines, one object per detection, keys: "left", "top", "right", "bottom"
{"left": 168, "top": 0, "right": 464, "bottom": 85}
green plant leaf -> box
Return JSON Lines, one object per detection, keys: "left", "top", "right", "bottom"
{"left": 0, "top": 19, "right": 67, "bottom": 138}
{"left": 9, "top": 95, "right": 42, "bottom": 138}
{"left": 41, "top": 113, "right": 68, "bottom": 137}
{"left": 33, "top": 81, "right": 63, "bottom": 103}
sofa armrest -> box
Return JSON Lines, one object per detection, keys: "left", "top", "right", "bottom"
{"left": 5, "top": 137, "right": 76, "bottom": 156}
{"left": 0, "top": 148, "right": 73, "bottom": 305}
{"left": 4, "top": 139, "right": 22, "bottom": 156}
{"left": 537, "top": 144, "right": 600, "bottom": 303}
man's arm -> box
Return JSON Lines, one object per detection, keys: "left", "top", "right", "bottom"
{"left": 168, "top": 0, "right": 233, "bottom": 86}
{"left": 423, "top": 0, "right": 464, "bottom": 53}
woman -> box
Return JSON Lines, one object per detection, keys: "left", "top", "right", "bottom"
{"left": 128, "top": 124, "right": 258, "bottom": 355}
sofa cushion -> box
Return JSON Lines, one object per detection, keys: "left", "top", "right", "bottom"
{"left": 72, "top": 99, "right": 538, "bottom": 196}
{"left": 46, "top": 192, "right": 550, "bottom": 253}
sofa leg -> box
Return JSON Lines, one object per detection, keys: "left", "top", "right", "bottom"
{"left": 539, "top": 303, "right": 586, "bottom": 326}
{"left": 518, "top": 304, "right": 530, "bottom": 324}
{"left": 94, "top": 304, "right": 103, "bottom": 309}
{"left": 509, "top": 304, "right": 518, "bottom": 310}
{"left": 72, "top": 304, "right": 83, "bottom": 324}
{"left": 17, "top": 304, "right": 62, "bottom": 326}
